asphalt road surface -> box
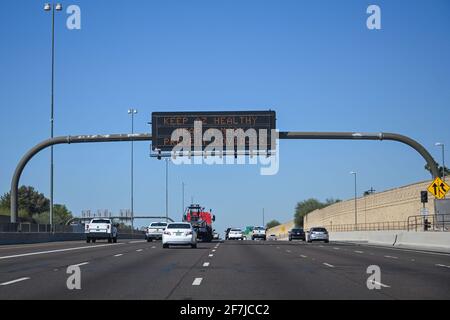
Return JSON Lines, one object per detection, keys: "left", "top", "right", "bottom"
{"left": 0, "top": 239, "right": 449, "bottom": 299}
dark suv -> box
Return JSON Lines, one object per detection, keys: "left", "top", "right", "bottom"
{"left": 288, "top": 228, "right": 306, "bottom": 241}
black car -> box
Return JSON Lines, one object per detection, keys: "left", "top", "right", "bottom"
{"left": 288, "top": 228, "right": 306, "bottom": 241}
{"left": 225, "top": 228, "right": 232, "bottom": 240}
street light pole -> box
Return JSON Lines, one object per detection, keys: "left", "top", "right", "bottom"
{"left": 128, "top": 108, "right": 138, "bottom": 236}
{"left": 435, "top": 143, "right": 445, "bottom": 182}
{"left": 165, "top": 158, "right": 169, "bottom": 221}
{"left": 44, "top": 3, "right": 62, "bottom": 230}
{"left": 350, "top": 172, "right": 357, "bottom": 231}
{"left": 263, "top": 208, "right": 265, "bottom": 227}
{"left": 182, "top": 182, "right": 185, "bottom": 216}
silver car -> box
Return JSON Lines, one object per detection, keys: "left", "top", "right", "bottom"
{"left": 307, "top": 227, "right": 329, "bottom": 243}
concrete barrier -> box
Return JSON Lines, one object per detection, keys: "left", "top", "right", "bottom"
{"left": 0, "top": 232, "right": 145, "bottom": 245}
{"left": 330, "top": 231, "right": 450, "bottom": 253}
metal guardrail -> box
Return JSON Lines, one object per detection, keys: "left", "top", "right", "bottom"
{"left": 407, "top": 214, "right": 450, "bottom": 232}
{"left": 326, "top": 221, "right": 409, "bottom": 232}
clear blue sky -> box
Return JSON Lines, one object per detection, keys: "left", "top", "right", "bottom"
{"left": 0, "top": 0, "right": 449, "bottom": 233}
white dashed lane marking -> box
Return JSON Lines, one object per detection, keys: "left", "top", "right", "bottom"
{"left": 300, "top": 255, "right": 308, "bottom": 258}
{"left": 114, "top": 254, "right": 123, "bottom": 257}
{"left": 136, "top": 249, "right": 143, "bottom": 252}
{"left": 368, "top": 280, "right": 390, "bottom": 288}
{"left": 436, "top": 264, "right": 450, "bottom": 269}
{"left": 208, "top": 254, "right": 214, "bottom": 257}
{"left": 203, "top": 262, "right": 210, "bottom": 267}
{"left": 72, "top": 262, "right": 89, "bottom": 267}
{"left": 192, "top": 278, "right": 203, "bottom": 286}
{"left": 323, "top": 263, "right": 335, "bottom": 268}
{"left": 384, "top": 255, "right": 398, "bottom": 259}
{"left": 354, "top": 251, "right": 364, "bottom": 254}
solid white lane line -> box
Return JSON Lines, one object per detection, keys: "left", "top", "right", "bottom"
{"left": 0, "top": 243, "right": 124, "bottom": 260}
{"left": 72, "top": 262, "right": 89, "bottom": 267}
{"left": 354, "top": 250, "right": 364, "bottom": 254}
{"left": 333, "top": 241, "right": 450, "bottom": 257}
{"left": 208, "top": 254, "right": 214, "bottom": 257}
{"left": 323, "top": 263, "right": 335, "bottom": 268}
{"left": 436, "top": 264, "right": 450, "bottom": 269}
{"left": 192, "top": 278, "right": 203, "bottom": 286}
{"left": 384, "top": 255, "right": 398, "bottom": 259}
{"left": 203, "top": 262, "right": 210, "bottom": 267}
{"left": 114, "top": 254, "right": 123, "bottom": 257}
{"left": 0, "top": 277, "right": 30, "bottom": 286}
{"left": 300, "top": 255, "right": 307, "bottom": 258}
{"left": 368, "top": 280, "right": 390, "bottom": 288}
{"left": 136, "top": 249, "right": 143, "bottom": 252}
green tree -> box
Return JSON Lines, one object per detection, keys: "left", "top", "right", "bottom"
{"left": 294, "top": 198, "right": 324, "bottom": 227}
{"left": 265, "top": 219, "right": 281, "bottom": 229}
{"left": 425, "top": 163, "right": 450, "bottom": 178}
{"left": 0, "top": 186, "right": 49, "bottom": 217}
{"left": 32, "top": 204, "right": 73, "bottom": 225}
{"left": 294, "top": 198, "right": 341, "bottom": 227}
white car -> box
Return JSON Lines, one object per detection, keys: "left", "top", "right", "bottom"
{"left": 162, "top": 222, "right": 197, "bottom": 248}
{"left": 145, "top": 222, "right": 168, "bottom": 242}
{"left": 251, "top": 226, "right": 267, "bottom": 240}
{"left": 85, "top": 218, "right": 118, "bottom": 243}
{"left": 228, "top": 228, "right": 243, "bottom": 240}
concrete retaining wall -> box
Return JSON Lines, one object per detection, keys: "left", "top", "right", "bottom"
{"left": 330, "top": 231, "right": 450, "bottom": 253}
{"left": 304, "top": 180, "right": 434, "bottom": 230}
{"left": 0, "top": 232, "right": 145, "bottom": 245}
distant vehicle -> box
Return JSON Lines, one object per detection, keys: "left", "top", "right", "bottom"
{"left": 145, "top": 222, "right": 168, "bottom": 242}
{"left": 85, "top": 218, "right": 118, "bottom": 243}
{"left": 225, "top": 227, "right": 232, "bottom": 240}
{"left": 213, "top": 231, "right": 220, "bottom": 240}
{"left": 183, "top": 204, "right": 215, "bottom": 242}
{"left": 228, "top": 228, "right": 243, "bottom": 240}
{"left": 288, "top": 228, "right": 306, "bottom": 241}
{"left": 307, "top": 227, "right": 329, "bottom": 243}
{"left": 268, "top": 234, "right": 277, "bottom": 241}
{"left": 251, "top": 226, "right": 266, "bottom": 241}
{"left": 162, "top": 222, "right": 197, "bottom": 248}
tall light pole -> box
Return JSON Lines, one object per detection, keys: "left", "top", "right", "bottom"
{"left": 165, "top": 158, "right": 169, "bottom": 221}
{"left": 128, "top": 108, "right": 138, "bottom": 236}
{"left": 181, "top": 182, "right": 185, "bottom": 216}
{"left": 350, "top": 171, "right": 357, "bottom": 231}
{"left": 44, "top": 3, "right": 62, "bottom": 229}
{"left": 435, "top": 142, "right": 445, "bottom": 183}
{"left": 262, "top": 208, "right": 265, "bottom": 227}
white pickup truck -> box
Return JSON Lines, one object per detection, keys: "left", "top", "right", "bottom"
{"left": 85, "top": 219, "right": 118, "bottom": 243}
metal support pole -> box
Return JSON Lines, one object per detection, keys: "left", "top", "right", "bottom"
{"left": 279, "top": 132, "right": 439, "bottom": 178}
{"left": 354, "top": 173, "right": 357, "bottom": 230}
{"left": 10, "top": 133, "right": 151, "bottom": 222}
{"left": 49, "top": 4, "right": 56, "bottom": 231}
{"left": 10, "top": 130, "right": 439, "bottom": 223}
{"left": 182, "top": 182, "right": 185, "bottom": 216}
{"left": 165, "top": 159, "right": 169, "bottom": 220}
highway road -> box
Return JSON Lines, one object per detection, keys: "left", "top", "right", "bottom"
{"left": 0, "top": 239, "right": 449, "bottom": 299}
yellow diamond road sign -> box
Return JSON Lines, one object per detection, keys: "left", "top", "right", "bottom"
{"left": 427, "top": 177, "right": 449, "bottom": 199}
